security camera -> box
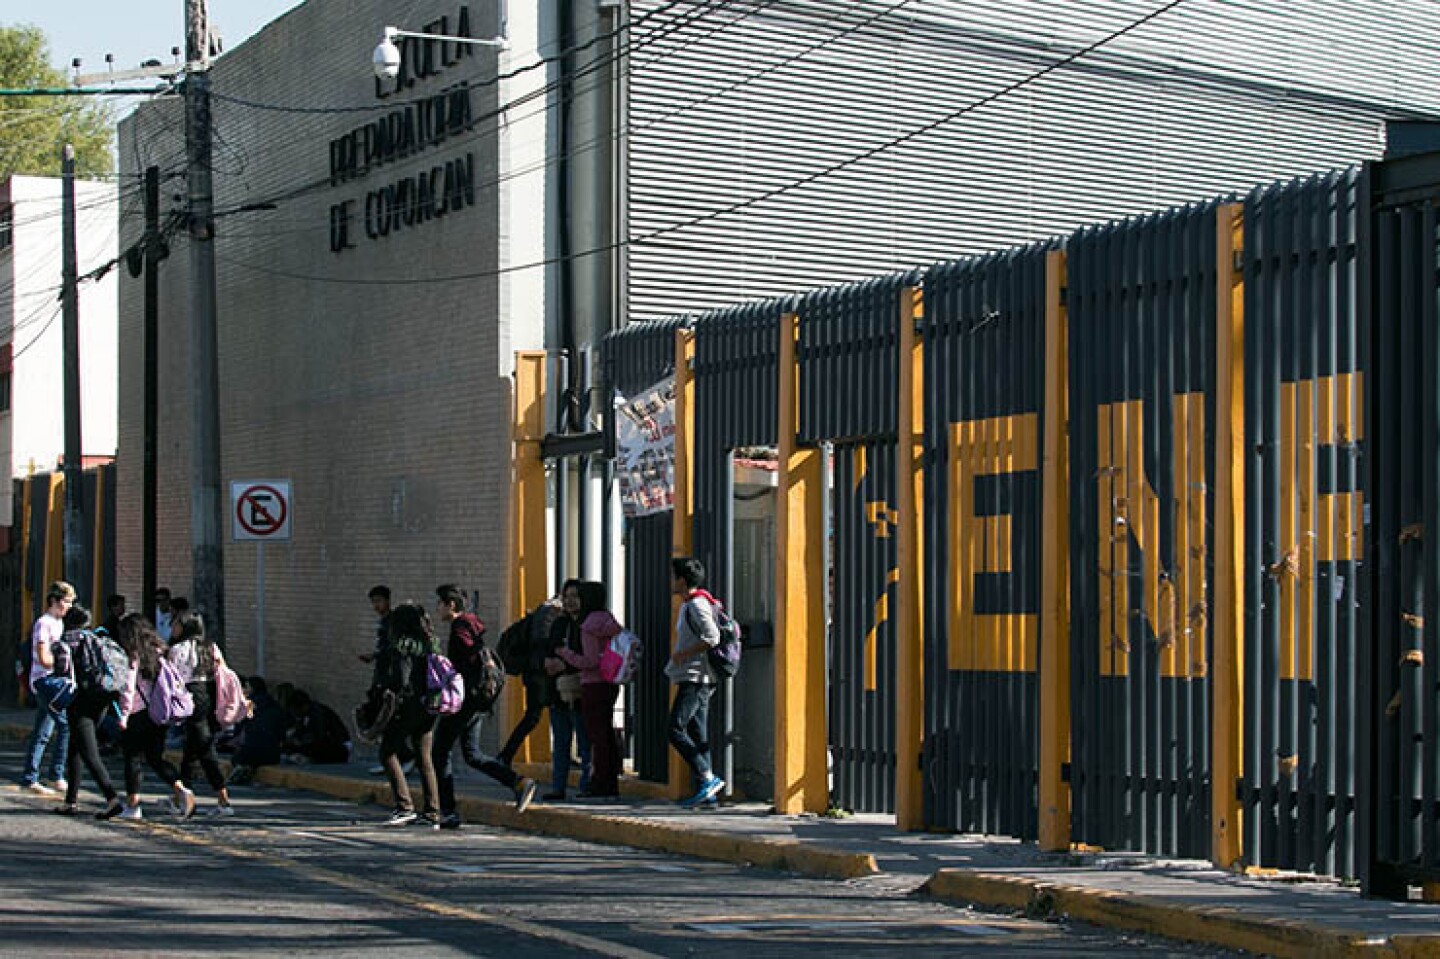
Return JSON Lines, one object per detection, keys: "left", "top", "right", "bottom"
{"left": 373, "top": 28, "right": 402, "bottom": 80}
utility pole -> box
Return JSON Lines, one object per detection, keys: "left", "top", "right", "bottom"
{"left": 142, "top": 166, "right": 160, "bottom": 619}
{"left": 60, "top": 143, "right": 86, "bottom": 591}
{"left": 185, "top": 0, "right": 224, "bottom": 633}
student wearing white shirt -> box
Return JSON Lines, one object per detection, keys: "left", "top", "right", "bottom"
{"left": 153, "top": 587, "right": 174, "bottom": 643}
{"left": 19, "top": 582, "right": 76, "bottom": 796}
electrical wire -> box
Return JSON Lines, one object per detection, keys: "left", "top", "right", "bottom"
{"left": 209, "top": 0, "right": 1196, "bottom": 287}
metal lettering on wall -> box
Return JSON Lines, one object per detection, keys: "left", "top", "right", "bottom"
{"left": 327, "top": 5, "right": 480, "bottom": 253}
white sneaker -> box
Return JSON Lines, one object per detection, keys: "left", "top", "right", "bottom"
{"left": 206, "top": 804, "right": 235, "bottom": 818}
{"left": 49, "top": 780, "right": 69, "bottom": 795}
{"left": 23, "top": 782, "right": 57, "bottom": 797}
{"left": 119, "top": 804, "right": 144, "bottom": 821}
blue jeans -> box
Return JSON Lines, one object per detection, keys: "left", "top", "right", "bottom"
{"left": 550, "top": 701, "right": 591, "bottom": 795}
{"left": 21, "top": 683, "right": 71, "bottom": 786}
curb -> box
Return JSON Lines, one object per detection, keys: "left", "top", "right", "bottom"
{"left": 921, "top": 869, "right": 1416, "bottom": 959}
{"left": 255, "top": 765, "right": 879, "bottom": 881}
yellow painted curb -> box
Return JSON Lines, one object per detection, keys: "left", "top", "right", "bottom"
{"left": 922, "top": 869, "right": 1407, "bottom": 959}
{"left": 255, "top": 765, "right": 878, "bottom": 881}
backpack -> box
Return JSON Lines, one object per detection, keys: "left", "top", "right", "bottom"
{"left": 689, "top": 591, "right": 743, "bottom": 679}
{"left": 213, "top": 664, "right": 248, "bottom": 725}
{"left": 147, "top": 659, "right": 195, "bottom": 726}
{"left": 423, "top": 652, "right": 465, "bottom": 715}
{"left": 495, "top": 618, "right": 530, "bottom": 677}
{"left": 599, "top": 629, "right": 643, "bottom": 684}
{"left": 71, "top": 629, "right": 130, "bottom": 695}
{"left": 463, "top": 642, "right": 507, "bottom": 713}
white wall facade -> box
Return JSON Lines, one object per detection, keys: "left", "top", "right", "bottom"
{"left": 0, "top": 175, "right": 119, "bottom": 526}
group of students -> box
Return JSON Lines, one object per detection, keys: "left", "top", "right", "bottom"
{"left": 19, "top": 581, "right": 236, "bottom": 819}
{"left": 360, "top": 555, "right": 729, "bottom": 827}
{"left": 17, "top": 554, "right": 731, "bottom": 824}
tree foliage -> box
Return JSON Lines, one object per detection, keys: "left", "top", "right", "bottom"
{"left": 0, "top": 24, "right": 114, "bottom": 179}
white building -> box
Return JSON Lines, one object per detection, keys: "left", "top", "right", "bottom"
{"left": 0, "top": 175, "right": 120, "bottom": 535}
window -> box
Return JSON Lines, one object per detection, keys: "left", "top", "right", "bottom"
{"left": 0, "top": 205, "right": 11, "bottom": 251}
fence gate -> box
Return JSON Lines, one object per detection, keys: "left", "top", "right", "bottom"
{"left": 1068, "top": 207, "right": 1216, "bottom": 858}
{"left": 828, "top": 442, "right": 898, "bottom": 813}
{"left": 1365, "top": 152, "right": 1440, "bottom": 897}
{"left": 920, "top": 250, "right": 1047, "bottom": 839}
{"left": 796, "top": 278, "right": 905, "bottom": 815}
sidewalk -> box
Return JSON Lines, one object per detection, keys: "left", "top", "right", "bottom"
{"left": 5, "top": 708, "right": 1437, "bottom": 958}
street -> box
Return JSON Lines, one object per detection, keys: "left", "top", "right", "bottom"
{"left": 0, "top": 746, "right": 1236, "bottom": 958}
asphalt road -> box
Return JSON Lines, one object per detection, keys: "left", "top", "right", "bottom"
{"left": 1, "top": 746, "right": 1237, "bottom": 958}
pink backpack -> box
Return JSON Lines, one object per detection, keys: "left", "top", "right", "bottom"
{"left": 213, "top": 664, "right": 248, "bottom": 726}
{"left": 148, "top": 659, "right": 194, "bottom": 726}
{"left": 599, "top": 629, "right": 643, "bottom": 685}
{"left": 424, "top": 653, "right": 465, "bottom": 715}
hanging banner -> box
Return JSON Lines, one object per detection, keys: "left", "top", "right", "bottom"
{"left": 616, "top": 375, "right": 676, "bottom": 517}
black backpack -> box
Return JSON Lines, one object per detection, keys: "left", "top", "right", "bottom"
{"left": 71, "top": 629, "right": 130, "bottom": 695}
{"left": 495, "top": 619, "right": 529, "bottom": 677}
{"left": 464, "top": 641, "right": 507, "bottom": 713}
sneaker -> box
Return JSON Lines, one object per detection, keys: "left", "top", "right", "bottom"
{"left": 118, "top": 804, "right": 144, "bottom": 821}
{"left": 23, "top": 782, "right": 58, "bottom": 797}
{"left": 176, "top": 786, "right": 198, "bottom": 820}
{"left": 382, "top": 808, "right": 417, "bottom": 827}
{"left": 541, "top": 791, "right": 566, "bottom": 802}
{"left": 437, "top": 813, "right": 462, "bottom": 831}
{"left": 514, "top": 778, "right": 538, "bottom": 814}
{"left": 368, "top": 764, "right": 386, "bottom": 776}
{"left": 417, "top": 812, "right": 441, "bottom": 829}
{"left": 206, "top": 803, "right": 236, "bottom": 819}
{"left": 402, "top": 760, "right": 416, "bottom": 775}
{"left": 49, "top": 780, "right": 69, "bottom": 795}
{"left": 96, "top": 799, "right": 125, "bottom": 821}
{"left": 53, "top": 804, "right": 80, "bottom": 816}
{"left": 680, "top": 776, "right": 726, "bottom": 808}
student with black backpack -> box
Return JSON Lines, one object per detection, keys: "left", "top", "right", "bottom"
{"left": 54, "top": 606, "right": 125, "bottom": 819}
{"left": 430, "top": 584, "right": 538, "bottom": 829}
{"left": 371, "top": 602, "right": 441, "bottom": 827}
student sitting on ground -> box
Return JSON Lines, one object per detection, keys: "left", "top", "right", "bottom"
{"left": 226, "top": 677, "right": 290, "bottom": 785}
{"left": 281, "top": 689, "right": 353, "bottom": 765}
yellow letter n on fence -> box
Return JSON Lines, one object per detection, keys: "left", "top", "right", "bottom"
{"left": 948, "top": 413, "right": 1039, "bottom": 673}
{"left": 1097, "top": 395, "right": 1208, "bottom": 679}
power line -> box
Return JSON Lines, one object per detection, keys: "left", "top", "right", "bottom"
{"left": 210, "top": 0, "right": 1195, "bottom": 288}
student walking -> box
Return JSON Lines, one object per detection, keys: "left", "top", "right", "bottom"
{"left": 168, "top": 611, "right": 235, "bottom": 817}
{"left": 19, "top": 581, "right": 75, "bottom": 797}
{"left": 54, "top": 606, "right": 124, "bottom": 819}
{"left": 555, "top": 582, "right": 624, "bottom": 799}
{"left": 373, "top": 602, "right": 441, "bottom": 826}
{"left": 666, "top": 558, "right": 726, "bottom": 806}
{"left": 495, "top": 596, "right": 563, "bottom": 769}
{"left": 115, "top": 614, "right": 195, "bottom": 819}
{"left": 431, "top": 584, "right": 537, "bottom": 829}
{"left": 542, "top": 580, "right": 591, "bottom": 800}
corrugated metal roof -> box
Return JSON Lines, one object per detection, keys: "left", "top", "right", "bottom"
{"left": 625, "top": 0, "right": 1440, "bottom": 323}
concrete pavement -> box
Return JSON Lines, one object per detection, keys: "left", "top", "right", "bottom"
{"left": 6, "top": 708, "right": 1439, "bottom": 958}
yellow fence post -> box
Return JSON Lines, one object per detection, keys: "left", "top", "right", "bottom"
{"left": 44, "top": 474, "right": 65, "bottom": 589}
{"left": 669, "top": 329, "right": 697, "bottom": 800}
{"left": 774, "top": 312, "right": 828, "bottom": 814}
{"left": 1039, "top": 250, "right": 1073, "bottom": 851}
{"left": 1212, "top": 203, "right": 1246, "bottom": 869}
{"left": 509, "top": 352, "right": 550, "bottom": 764}
{"left": 895, "top": 287, "right": 926, "bottom": 831}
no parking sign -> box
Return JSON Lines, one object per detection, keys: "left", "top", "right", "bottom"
{"left": 230, "top": 480, "right": 292, "bottom": 542}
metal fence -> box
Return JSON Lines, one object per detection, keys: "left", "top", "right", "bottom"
{"left": 1366, "top": 153, "right": 1440, "bottom": 896}
{"left": 1242, "top": 171, "right": 1364, "bottom": 878}
{"left": 920, "top": 248, "right": 1049, "bottom": 839}
{"left": 589, "top": 151, "right": 1440, "bottom": 893}
{"left": 1067, "top": 205, "right": 1217, "bottom": 859}
{"left": 795, "top": 275, "right": 909, "bottom": 814}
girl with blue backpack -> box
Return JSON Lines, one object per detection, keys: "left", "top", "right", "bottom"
{"left": 168, "top": 611, "right": 234, "bottom": 817}
{"left": 116, "top": 614, "right": 196, "bottom": 820}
